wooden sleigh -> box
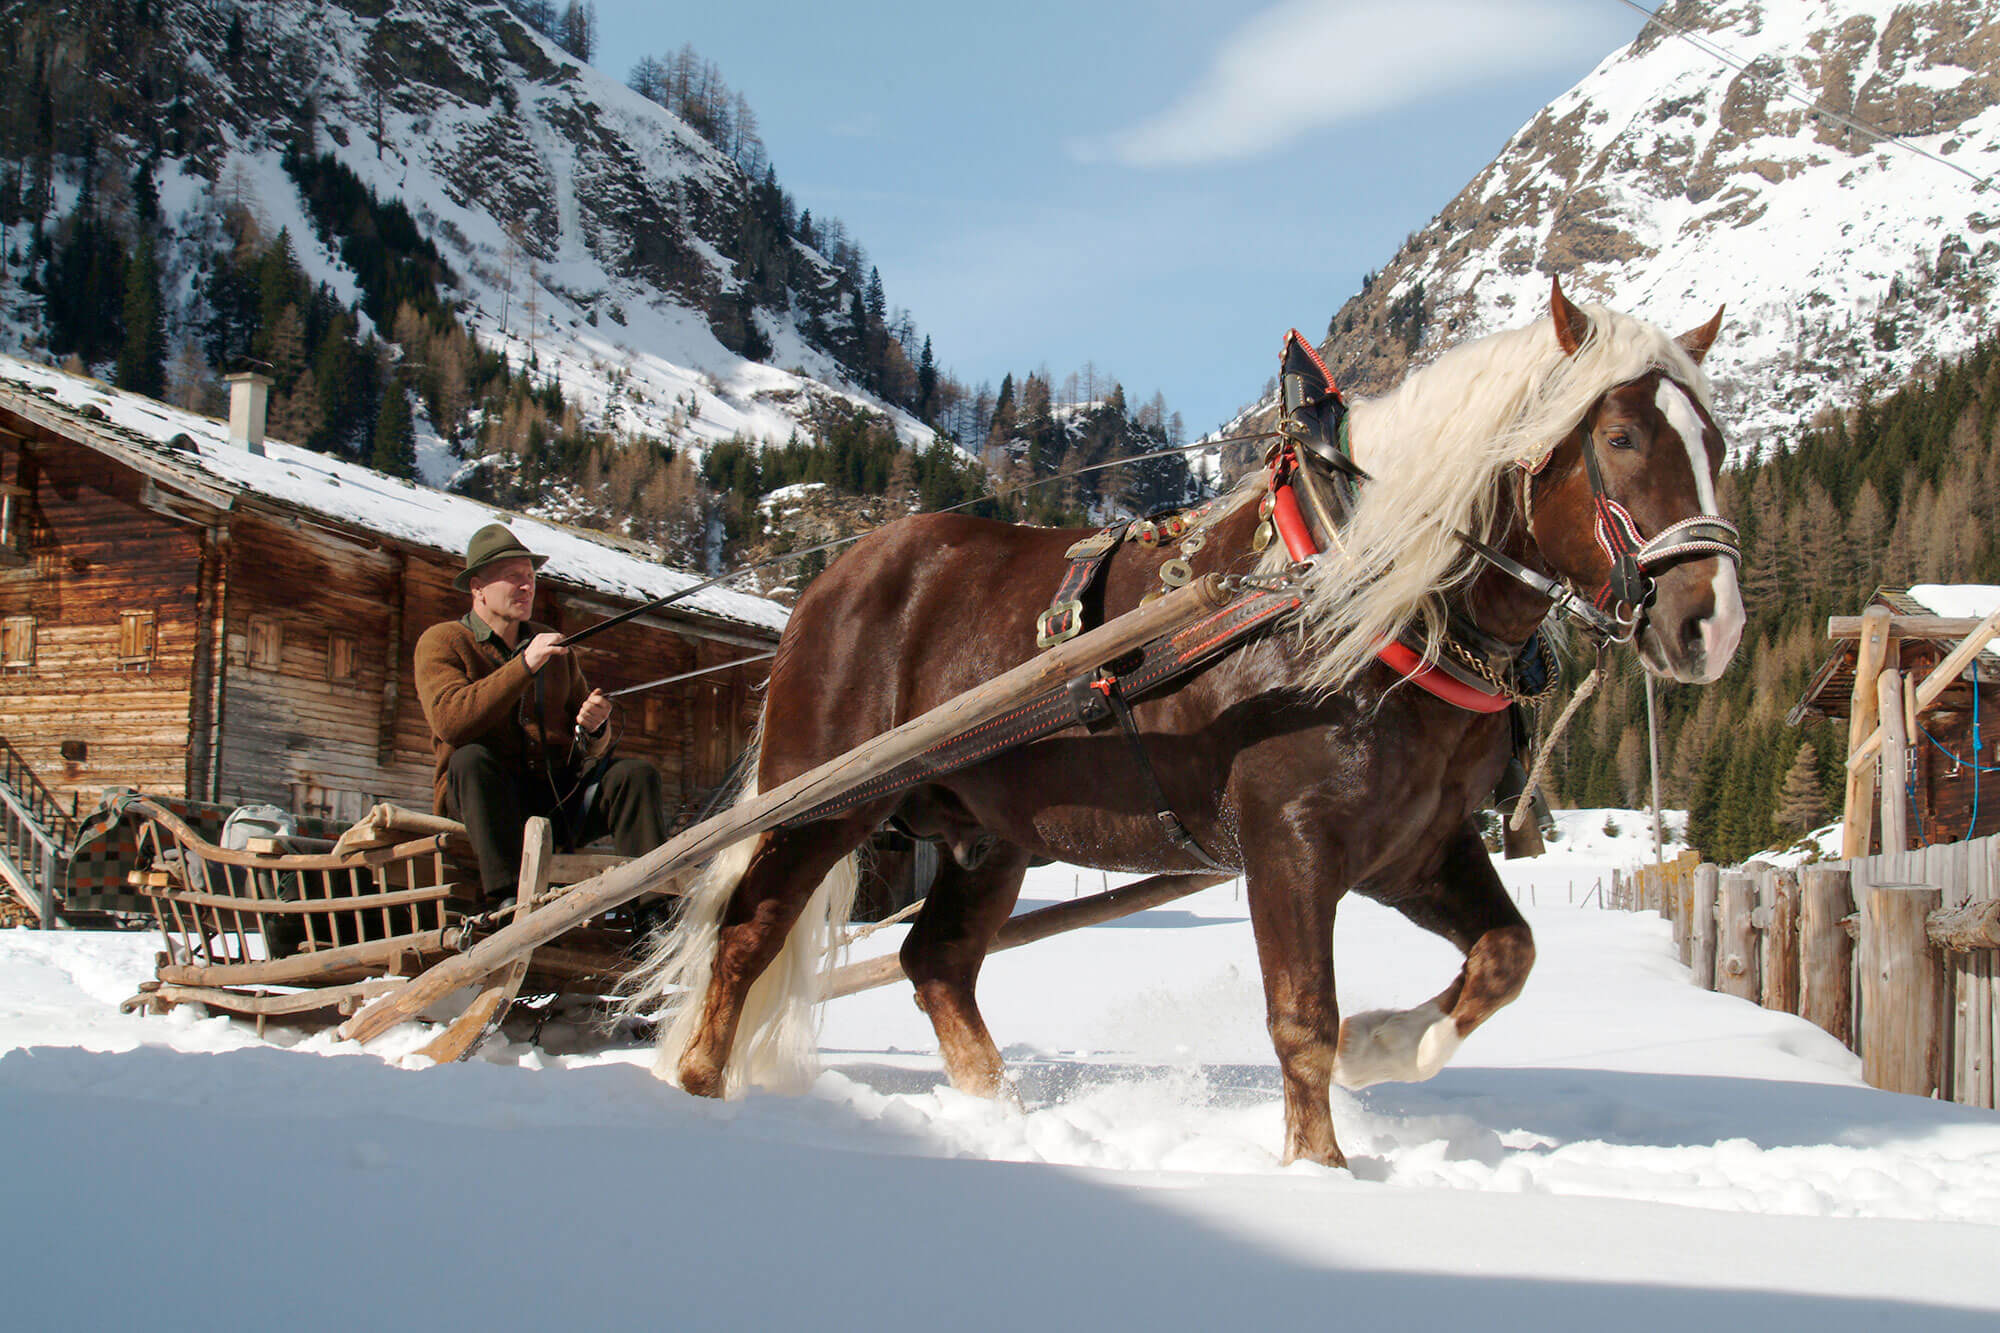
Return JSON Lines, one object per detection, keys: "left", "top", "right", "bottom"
{"left": 117, "top": 798, "right": 661, "bottom": 1060}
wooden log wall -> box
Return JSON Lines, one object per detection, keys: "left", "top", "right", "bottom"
{"left": 0, "top": 430, "right": 773, "bottom": 835}
{"left": 0, "top": 431, "right": 207, "bottom": 812}
{"left": 1618, "top": 832, "right": 2000, "bottom": 1107}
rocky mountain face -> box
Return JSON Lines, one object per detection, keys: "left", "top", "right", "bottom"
{"left": 0, "top": 0, "right": 927, "bottom": 455}
{"left": 1290, "top": 0, "right": 2000, "bottom": 459}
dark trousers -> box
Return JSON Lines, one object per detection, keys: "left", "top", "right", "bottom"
{"left": 444, "top": 744, "right": 668, "bottom": 901}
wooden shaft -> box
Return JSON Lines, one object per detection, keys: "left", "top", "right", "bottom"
{"left": 1799, "top": 867, "right": 1855, "bottom": 1048}
{"left": 1861, "top": 883, "right": 1945, "bottom": 1097}
{"left": 1828, "top": 615, "right": 1986, "bottom": 639}
{"left": 339, "top": 575, "right": 1238, "bottom": 1044}
{"left": 1877, "top": 668, "right": 1910, "bottom": 854}
{"left": 1715, "top": 872, "right": 1759, "bottom": 1001}
{"left": 1841, "top": 607, "right": 1894, "bottom": 858}
{"left": 1848, "top": 604, "right": 2000, "bottom": 774}
{"left": 823, "top": 871, "right": 1232, "bottom": 1000}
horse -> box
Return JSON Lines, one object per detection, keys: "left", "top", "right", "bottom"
{"left": 628, "top": 278, "right": 1745, "bottom": 1168}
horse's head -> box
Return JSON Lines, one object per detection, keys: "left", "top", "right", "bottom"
{"left": 1527, "top": 280, "right": 1745, "bottom": 684}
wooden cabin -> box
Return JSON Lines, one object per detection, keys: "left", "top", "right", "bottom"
{"left": 0, "top": 356, "right": 785, "bottom": 920}
{"left": 1790, "top": 586, "right": 2000, "bottom": 854}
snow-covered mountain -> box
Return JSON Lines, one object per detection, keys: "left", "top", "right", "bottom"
{"left": 1312, "top": 0, "right": 2000, "bottom": 459}
{"left": 0, "top": 0, "right": 932, "bottom": 458}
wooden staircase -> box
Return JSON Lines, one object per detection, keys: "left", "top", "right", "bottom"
{"left": 0, "top": 737, "right": 77, "bottom": 927}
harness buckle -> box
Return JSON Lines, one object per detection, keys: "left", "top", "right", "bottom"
{"left": 1036, "top": 599, "right": 1084, "bottom": 648}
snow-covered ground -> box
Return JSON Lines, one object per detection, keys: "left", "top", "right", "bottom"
{"left": 5, "top": 811, "right": 1998, "bottom": 1330}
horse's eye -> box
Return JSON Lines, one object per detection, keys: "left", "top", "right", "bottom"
{"left": 1605, "top": 429, "right": 1636, "bottom": 451}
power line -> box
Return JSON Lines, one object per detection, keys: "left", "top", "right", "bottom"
{"left": 1611, "top": 0, "right": 1994, "bottom": 192}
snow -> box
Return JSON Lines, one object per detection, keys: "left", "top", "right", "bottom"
{"left": 0, "top": 352, "right": 788, "bottom": 635}
{"left": 5, "top": 810, "right": 1998, "bottom": 1328}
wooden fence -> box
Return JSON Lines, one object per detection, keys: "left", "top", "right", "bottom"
{"left": 1613, "top": 835, "right": 2000, "bottom": 1106}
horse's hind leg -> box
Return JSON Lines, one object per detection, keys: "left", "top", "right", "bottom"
{"left": 1335, "top": 824, "right": 1534, "bottom": 1089}
{"left": 678, "top": 819, "right": 870, "bottom": 1097}
{"left": 899, "top": 840, "right": 1031, "bottom": 1098}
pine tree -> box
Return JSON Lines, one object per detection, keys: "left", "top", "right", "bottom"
{"left": 1773, "top": 742, "right": 1826, "bottom": 838}
{"left": 916, "top": 336, "right": 936, "bottom": 423}
{"left": 372, "top": 375, "right": 417, "bottom": 478}
{"left": 115, "top": 232, "right": 166, "bottom": 398}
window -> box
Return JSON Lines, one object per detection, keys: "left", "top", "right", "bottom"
{"left": 327, "top": 632, "right": 359, "bottom": 682}
{"left": 0, "top": 480, "right": 28, "bottom": 568}
{"left": 247, "top": 615, "right": 282, "bottom": 671}
{"left": 117, "top": 609, "right": 156, "bottom": 672}
{"left": 1, "top": 614, "right": 32, "bottom": 672}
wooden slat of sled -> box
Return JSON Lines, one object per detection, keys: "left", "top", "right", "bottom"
{"left": 340, "top": 576, "right": 1236, "bottom": 1045}
{"left": 417, "top": 818, "right": 551, "bottom": 1064}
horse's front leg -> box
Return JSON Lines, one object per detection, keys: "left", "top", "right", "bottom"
{"left": 1242, "top": 835, "right": 1346, "bottom": 1168}
{"left": 1336, "top": 822, "right": 1535, "bottom": 1089}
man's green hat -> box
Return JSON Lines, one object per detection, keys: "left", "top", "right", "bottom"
{"left": 454, "top": 523, "right": 548, "bottom": 592}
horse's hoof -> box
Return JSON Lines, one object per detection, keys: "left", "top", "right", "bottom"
{"left": 1334, "top": 1001, "right": 1461, "bottom": 1089}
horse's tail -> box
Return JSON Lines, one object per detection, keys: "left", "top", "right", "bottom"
{"left": 620, "top": 723, "right": 861, "bottom": 1097}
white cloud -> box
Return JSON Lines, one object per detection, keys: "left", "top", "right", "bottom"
{"left": 1076, "top": 0, "right": 1621, "bottom": 167}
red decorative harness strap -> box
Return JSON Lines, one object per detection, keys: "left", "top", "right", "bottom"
{"left": 1269, "top": 451, "right": 1513, "bottom": 713}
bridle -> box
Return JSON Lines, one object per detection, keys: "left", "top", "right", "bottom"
{"left": 1560, "top": 381, "right": 1743, "bottom": 639}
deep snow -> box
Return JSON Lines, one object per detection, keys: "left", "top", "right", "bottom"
{"left": 3, "top": 810, "right": 1998, "bottom": 1330}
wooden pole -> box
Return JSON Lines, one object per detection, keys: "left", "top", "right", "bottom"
{"left": 1762, "top": 869, "right": 1801, "bottom": 1013}
{"left": 1646, "top": 673, "right": 1664, "bottom": 864}
{"left": 824, "top": 871, "right": 1231, "bottom": 999}
{"left": 1716, "top": 871, "right": 1759, "bottom": 1001}
{"left": 1841, "top": 607, "right": 1894, "bottom": 859}
{"left": 339, "top": 575, "right": 1237, "bottom": 1044}
{"left": 1690, "top": 863, "right": 1719, "bottom": 990}
{"left": 1877, "top": 668, "right": 1910, "bottom": 855}
{"left": 1927, "top": 899, "right": 2000, "bottom": 951}
{"left": 1861, "top": 882, "right": 1945, "bottom": 1097}
{"left": 1800, "top": 866, "right": 1855, "bottom": 1047}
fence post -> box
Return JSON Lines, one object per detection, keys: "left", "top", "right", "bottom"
{"left": 1861, "top": 882, "right": 1945, "bottom": 1097}
{"left": 1800, "top": 866, "right": 1855, "bottom": 1048}
{"left": 1877, "top": 669, "right": 1910, "bottom": 855}
{"left": 1716, "top": 872, "right": 1759, "bottom": 1000}
{"left": 1690, "top": 863, "right": 1719, "bottom": 989}
{"left": 1762, "top": 869, "right": 1801, "bottom": 1013}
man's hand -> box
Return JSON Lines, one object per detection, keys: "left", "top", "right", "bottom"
{"left": 577, "top": 688, "right": 611, "bottom": 735}
{"left": 523, "top": 631, "right": 566, "bottom": 672}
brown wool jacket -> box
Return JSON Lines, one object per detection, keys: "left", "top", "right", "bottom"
{"left": 413, "top": 613, "right": 612, "bottom": 813}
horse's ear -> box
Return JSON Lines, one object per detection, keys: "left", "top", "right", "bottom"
{"left": 1549, "top": 276, "right": 1589, "bottom": 356}
{"left": 1677, "top": 305, "right": 1726, "bottom": 365}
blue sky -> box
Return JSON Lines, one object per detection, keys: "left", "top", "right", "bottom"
{"left": 593, "top": 1, "right": 1645, "bottom": 434}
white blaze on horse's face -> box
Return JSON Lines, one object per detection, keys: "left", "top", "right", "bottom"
{"left": 1641, "top": 378, "right": 1744, "bottom": 684}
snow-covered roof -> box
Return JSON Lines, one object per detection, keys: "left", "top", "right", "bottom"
{"left": 0, "top": 355, "right": 787, "bottom": 637}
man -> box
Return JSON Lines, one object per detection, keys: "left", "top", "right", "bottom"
{"left": 415, "top": 523, "right": 667, "bottom": 907}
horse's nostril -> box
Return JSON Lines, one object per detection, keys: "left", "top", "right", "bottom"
{"left": 1681, "top": 616, "right": 1705, "bottom": 655}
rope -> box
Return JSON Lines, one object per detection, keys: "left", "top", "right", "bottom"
{"left": 840, "top": 894, "right": 926, "bottom": 945}
{"left": 1509, "top": 655, "right": 1606, "bottom": 831}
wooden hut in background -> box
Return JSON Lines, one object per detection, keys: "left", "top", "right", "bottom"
{"left": 0, "top": 356, "right": 785, "bottom": 923}
{"left": 1790, "top": 586, "right": 2000, "bottom": 857}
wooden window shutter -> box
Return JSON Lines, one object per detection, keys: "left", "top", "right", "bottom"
{"left": 117, "top": 609, "right": 156, "bottom": 670}
{"left": 248, "top": 615, "right": 283, "bottom": 671}
{"left": 1, "top": 614, "right": 33, "bottom": 670}
{"left": 327, "top": 632, "right": 359, "bottom": 682}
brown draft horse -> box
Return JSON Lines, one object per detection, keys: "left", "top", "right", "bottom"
{"left": 632, "top": 280, "right": 1745, "bottom": 1168}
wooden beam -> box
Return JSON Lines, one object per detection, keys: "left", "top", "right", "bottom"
{"left": 1927, "top": 900, "right": 2000, "bottom": 951}
{"left": 1827, "top": 615, "right": 1989, "bottom": 639}
{"left": 1878, "top": 668, "right": 1910, "bottom": 854}
{"left": 1841, "top": 606, "right": 1895, "bottom": 858}
{"left": 1849, "top": 604, "right": 2000, "bottom": 775}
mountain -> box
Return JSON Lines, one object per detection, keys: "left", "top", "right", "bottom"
{"left": 0, "top": 0, "right": 935, "bottom": 468}
{"left": 1301, "top": 0, "right": 2000, "bottom": 459}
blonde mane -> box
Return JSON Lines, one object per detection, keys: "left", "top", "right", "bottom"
{"left": 1242, "top": 300, "right": 1714, "bottom": 695}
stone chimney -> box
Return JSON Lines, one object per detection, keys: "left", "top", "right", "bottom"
{"left": 224, "top": 371, "right": 272, "bottom": 455}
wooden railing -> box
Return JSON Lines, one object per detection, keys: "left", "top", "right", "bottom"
{"left": 1614, "top": 834, "right": 2000, "bottom": 1107}
{"left": 0, "top": 736, "right": 75, "bottom": 927}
